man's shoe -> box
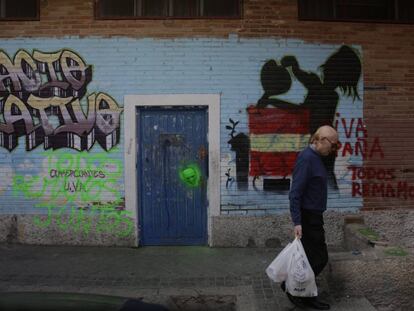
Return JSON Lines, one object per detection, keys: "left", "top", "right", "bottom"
{"left": 286, "top": 293, "right": 307, "bottom": 309}
{"left": 302, "top": 297, "right": 330, "bottom": 310}
{"left": 280, "top": 282, "right": 306, "bottom": 309}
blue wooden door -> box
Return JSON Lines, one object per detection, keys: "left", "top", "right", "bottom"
{"left": 137, "top": 106, "right": 208, "bottom": 245}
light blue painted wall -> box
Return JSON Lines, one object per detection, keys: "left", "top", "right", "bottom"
{"left": 0, "top": 36, "right": 363, "bottom": 216}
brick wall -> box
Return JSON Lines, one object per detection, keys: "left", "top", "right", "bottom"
{"left": 0, "top": 0, "right": 413, "bottom": 245}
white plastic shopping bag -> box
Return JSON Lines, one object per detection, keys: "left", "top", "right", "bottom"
{"left": 265, "top": 240, "right": 296, "bottom": 282}
{"left": 266, "top": 238, "right": 318, "bottom": 297}
{"left": 285, "top": 238, "right": 318, "bottom": 297}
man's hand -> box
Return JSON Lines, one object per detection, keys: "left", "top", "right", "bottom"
{"left": 294, "top": 225, "right": 302, "bottom": 239}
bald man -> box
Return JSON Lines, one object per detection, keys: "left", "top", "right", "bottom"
{"left": 283, "top": 125, "right": 338, "bottom": 310}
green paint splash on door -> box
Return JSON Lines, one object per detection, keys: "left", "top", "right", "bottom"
{"left": 179, "top": 164, "right": 201, "bottom": 187}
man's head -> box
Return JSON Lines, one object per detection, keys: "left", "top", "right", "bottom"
{"left": 310, "top": 125, "right": 339, "bottom": 156}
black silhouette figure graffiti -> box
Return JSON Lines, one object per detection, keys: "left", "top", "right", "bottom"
{"left": 225, "top": 168, "right": 234, "bottom": 189}
{"left": 256, "top": 45, "right": 362, "bottom": 188}
{"left": 227, "top": 118, "right": 250, "bottom": 190}
{"left": 258, "top": 46, "right": 361, "bottom": 133}
{"left": 258, "top": 59, "right": 292, "bottom": 107}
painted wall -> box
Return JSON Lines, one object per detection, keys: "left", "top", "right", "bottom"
{"left": 0, "top": 44, "right": 129, "bottom": 243}
{"left": 0, "top": 37, "right": 366, "bottom": 245}
{"left": 0, "top": 36, "right": 366, "bottom": 246}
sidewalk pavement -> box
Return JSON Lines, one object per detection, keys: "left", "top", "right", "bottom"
{"left": 0, "top": 243, "right": 377, "bottom": 311}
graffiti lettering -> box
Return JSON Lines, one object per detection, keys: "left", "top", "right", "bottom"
{"left": 64, "top": 180, "right": 86, "bottom": 193}
{"left": 13, "top": 151, "right": 123, "bottom": 204}
{"left": 0, "top": 49, "right": 122, "bottom": 151}
{"left": 349, "top": 165, "right": 414, "bottom": 200}
{"left": 0, "top": 92, "right": 122, "bottom": 151}
{"left": 335, "top": 115, "right": 384, "bottom": 159}
{"left": 0, "top": 49, "right": 91, "bottom": 99}
{"left": 50, "top": 169, "right": 105, "bottom": 179}
{"left": 348, "top": 166, "right": 395, "bottom": 181}
{"left": 338, "top": 137, "right": 384, "bottom": 159}
{"left": 33, "top": 203, "right": 133, "bottom": 238}
{"left": 351, "top": 181, "right": 414, "bottom": 200}
{"left": 334, "top": 116, "right": 367, "bottom": 139}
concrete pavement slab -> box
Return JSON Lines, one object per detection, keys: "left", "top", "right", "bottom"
{"left": 0, "top": 243, "right": 381, "bottom": 310}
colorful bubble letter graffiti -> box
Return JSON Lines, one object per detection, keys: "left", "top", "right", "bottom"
{"left": 0, "top": 49, "right": 123, "bottom": 151}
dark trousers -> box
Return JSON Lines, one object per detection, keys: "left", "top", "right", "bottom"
{"left": 300, "top": 209, "right": 328, "bottom": 277}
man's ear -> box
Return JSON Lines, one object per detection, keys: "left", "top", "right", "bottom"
{"left": 310, "top": 134, "right": 318, "bottom": 144}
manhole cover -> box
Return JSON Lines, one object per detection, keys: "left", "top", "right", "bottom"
{"left": 170, "top": 295, "right": 236, "bottom": 311}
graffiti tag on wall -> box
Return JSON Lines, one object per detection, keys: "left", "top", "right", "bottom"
{"left": 349, "top": 166, "right": 414, "bottom": 199}
{"left": 334, "top": 114, "right": 383, "bottom": 159}
{"left": 33, "top": 203, "right": 133, "bottom": 238}
{"left": 0, "top": 49, "right": 122, "bottom": 151}
{"left": 13, "top": 150, "right": 123, "bottom": 206}
{"left": 339, "top": 118, "right": 414, "bottom": 200}
{"left": 12, "top": 149, "right": 130, "bottom": 236}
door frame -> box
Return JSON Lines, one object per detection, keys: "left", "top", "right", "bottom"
{"left": 124, "top": 94, "right": 220, "bottom": 246}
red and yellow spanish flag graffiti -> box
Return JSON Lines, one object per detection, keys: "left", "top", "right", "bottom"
{"left": 248, "top": 105, "right": 311, "bottom": 177}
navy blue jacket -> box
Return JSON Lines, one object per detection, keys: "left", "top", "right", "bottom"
{"left": 289, "top": 146, "right": 328, "bottom": 226}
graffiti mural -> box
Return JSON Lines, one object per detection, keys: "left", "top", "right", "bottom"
{"left": 12, "top": 151, "right": 123, "bottom": 206}
{"left": 10, "top": 148, "right": 128, "bottom": 236}
{"left": 33, "top": 203, "right": 133, "bottom": 238}
{"left": 0, "top": 49, "right": 122, "bottom": 151}
{"left": 225, "top": 45, "right": 363, "bottom": 199}
{"left": 258, "top": 46, "right": 361, "bottom": 131}
{"left": 227, "top": 118, "right": 249, "bottom": 190}
{"left": 334, "top": 114, "right": 383, "bottom": 160}
{"left": 0, "top": 47, "right": 128, "bottom": 239}
{"left": 336, "top": 117, "right": 414, "bottom": 200}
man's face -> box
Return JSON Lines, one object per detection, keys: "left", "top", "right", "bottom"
{"left": 318, "top": 135, "right": 339, "bottom": 156}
